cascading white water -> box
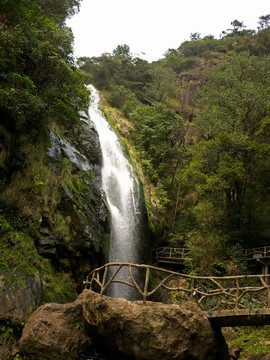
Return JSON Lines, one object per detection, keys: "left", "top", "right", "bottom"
{"left": 88, "top": 85, "right": 143, "bottom": 299}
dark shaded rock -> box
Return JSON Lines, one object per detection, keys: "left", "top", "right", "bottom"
{"left": 74, "top": 112, "right": 102, "bottom": 167}
{"left": 46, "top": 130, "right": 62, "bottom": 163}
{"left": 19, "top": 294, "right": 91, "bottom": 360}
{"left": 82, "top": 289, "right": 229, "bottom": 360}
{"left": 0, "top": 270, "right": 44, "bottom": 325}
{"left": 40, "top": 227, "right": 50, "bottom": 235}
{"left": 229, "top": 344, "right": 243, "bottom": 359}
{"left": 37, "top": 226, "right": 56, "bottom": 257}
{"left": 38, "top": 235, "right": 55, "bottom": 255}
{"left": 60, "top": 136, "right": 92, "bottom": 172}
{"left": 0, "top": 334, "right": 19, "bottom": 360}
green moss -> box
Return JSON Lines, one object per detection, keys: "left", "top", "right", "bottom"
{"left": 225, "top": 325, "right": 270, "bottom": 357}
{"left": 99, "top": 106, "right": 132, "bottom": 161}
{"left": 142, "top": 324, "right": 161, "bottom": 350}
{"left": 0, "top": 216, "right": 76, "bottom": 303}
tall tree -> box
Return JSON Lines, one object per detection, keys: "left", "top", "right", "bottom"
{"left": 182, "top": 51, "right": 270, "bottom": 241}
{"left": 258, "top": 14, "right": 270, "bottom": 30}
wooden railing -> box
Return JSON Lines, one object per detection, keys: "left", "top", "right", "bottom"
{"left": 245, "top": 246, "right": 270, "bottom": 260}
{"left": 84, "top": 263, "right": 270, "bottom": 312}
{"left": 156, "top": 247, "right": 189, "bottom": 261}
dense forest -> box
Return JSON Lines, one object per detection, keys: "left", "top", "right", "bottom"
{"left": 79, "top": 16, "right": 270, "bottom": 275}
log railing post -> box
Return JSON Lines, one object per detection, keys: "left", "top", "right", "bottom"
{"left": 267, "top": 284, "right": 270, "bottom": 308}
{"left": 235, "top": 278, "right": 240, "bottom": 309}
{"left": 143, "top": 267, "right": 150, "bottom": 304}
{"left": 189, "top": 278, "right": 195, "bottom": 302}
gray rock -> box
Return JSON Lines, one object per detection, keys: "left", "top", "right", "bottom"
{"left": 40, "top": 227, "right": 50, "bottom": 235}
{"left": 0, "top": 270, "right": 44, "bottom": 325}
{"left": 222, "top": 327, "right": 239, "bottom": 341}
{"left": 37, "top": 235, "right": 55, "bottom": 256}
{"left": 46, "top": 130, "right": 62, "bottom": 163}
{"left": 36, "top": 226, "right": 56, "bottom": 257}
{"left": 75, "top": 114, "right": 102, "bottom": 166}
{"left": 60, "top": 137, "right": 92, "bottom": 172}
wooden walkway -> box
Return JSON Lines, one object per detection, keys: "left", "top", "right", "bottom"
{"left": 245, "top": 246, "right": 270, "bottom": 261}
{"left": 156, "top": 245, "right": 270, "bottom": 267}
{"left": 156, "top": 247, "right": 189, "bottom": 265}
{"left": 84, "top": 262, "right": 270, "bottom": 326}
{"left": 245, "top": 246, "right": 270, "bottom": 260}
{"left": 245, "top": 246, "right": 270, "bottom": 275}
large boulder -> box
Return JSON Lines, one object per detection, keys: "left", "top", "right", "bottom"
{"left": 17, "top": 290, "right": 230, "bottom": 360}
{"left": 82, "top": 290, "right": 229, "bottom": 360}
{"left": 19, "top": 294, "right": 91, "bottom": 360}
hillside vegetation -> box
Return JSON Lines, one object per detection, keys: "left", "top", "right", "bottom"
{"left": 0, "top": 0, "right": 112, "bottom": 318}
{"left": 79, "top": 16, "right": 270, "bottom": 275}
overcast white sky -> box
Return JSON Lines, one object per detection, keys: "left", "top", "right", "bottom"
{"left": 67, "top": 0, "right": 270, "bottom": 62}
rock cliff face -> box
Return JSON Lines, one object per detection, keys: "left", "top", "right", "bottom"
{"left": 0, "top": 111, "right": 110, "bottom": 358}
{"left": 0, "top": 270, "right": 44, "bottom": 325}
{"left": 45, "top": 111, "right": 110, "bottom": 271}
{"left": 18, "top": 290, "right": 229, "bottom": 360}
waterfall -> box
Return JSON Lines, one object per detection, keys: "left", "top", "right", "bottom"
{"left": 88, "top": 85, "right": 144, "bottom": 299}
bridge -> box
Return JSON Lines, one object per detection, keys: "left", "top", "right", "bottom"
{"left": 156, "top": 245, "right": 270, "bottom": 276}
{"left": 245, "top": 246, "right": 270, "bottom": 275}
{"left": 156, "top": 247, "right": 189, "bottom": 265}
{"left": 84, "top": 263, "right": 270, "bottom": 327}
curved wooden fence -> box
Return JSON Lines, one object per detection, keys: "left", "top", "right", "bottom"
{"left": 84, "top": 263, "right": 270, "bottom": 312}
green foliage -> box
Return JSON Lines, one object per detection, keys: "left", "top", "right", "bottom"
{"left": 78, "top": 47, "right": 152, "bottom": 99}
{"left": 185, "top": 230, "right": 226, "bottom": 275}
{"left": 130, "top": 102, "right": 183, "bottom": 182}
{"left": 184, "top": 53, "right": 270, "bottom": 243}
{"left": 107, "top": 85, "right": 133, "bottom": 108}
{"left": 0, "top": 0, "right": 89, "bottom": 176}
{"left": 195, "top": 51, "right": 270, "bottom": 138}
{"left": 143, "top": 65, "right": 177, "bottom": 102}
